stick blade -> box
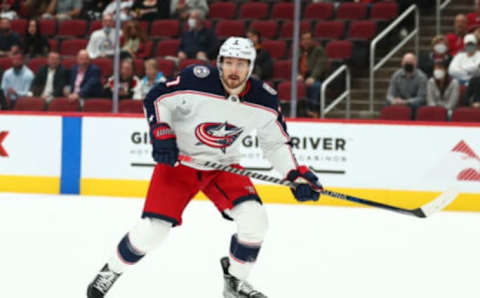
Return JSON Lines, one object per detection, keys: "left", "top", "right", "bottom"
{"left": 416, "top": 188, "right": 459, "bottom": 218}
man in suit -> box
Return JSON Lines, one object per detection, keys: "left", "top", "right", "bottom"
{"left": 31, "top": 51, "right": 69, "bottom": 101}
{"left": 68, "top": 49, "right": 102, "bottom": 101}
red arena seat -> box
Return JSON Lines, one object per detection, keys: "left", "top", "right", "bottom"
{"left": 277, "top": 81, "right": 306, "bottom": 103}
{"left": 239, "top": 2, "right": 269, "bottom": 19}
{"left": 215, "top": 20, "right": 245, "bottom": 39}
{"left": 326, "top": 40, "right": 353, "bottom": 60}
{"left": 155, "top": 39, "right": 180, "bottom": 57}
{"left": 280, "top": 21, "right": 311, "bottom": 40}
{"left": 336, "top": 2, "right": 368, "bottom": 20}
{"left": 13, "top": 97, "right": 45, "bottom": 111}
{"left": 156, "top": 58, "right": 175, "bottom": 78}
{"left": 93, "top": 58, "right": 113, "bottom": 78}
{"left": 119, "top": 100, "right": 143, "bottom": 113}
{"left": 272, "top": 60, "right": 292, "bottom": 81}
{"left": 370, "top": 2, "right": 399, "bottom": 21}
{"left": 315, "top": 21, "right": 346, "bottom": 41}
{"left": 58, "top": 19, "right": 87, "bottom": 37}
{"left": 151, "top": 20, "right": 180, "bottom": 38}
{"left": 60, "top": 39, "right": 88, "bottom": 56}
{"left": 451, "top": 107, "right": 480, "bottom": 122}
{"left": 379, "top": 105, "right": 412, "bottom": 120}
{"left": 47, "top": 97, "right": 80, "bottom": 112}
{"left": 348, "top": 21, "right": 377, "bottom": 41}
{"left": 28, "top": 57, "right": 47, "bottom": 73}
{"left": 415, "top": 106, "right": 448, "bottom": 121}
{"left": 250, "top": 21, "right": 278, "bottom": 40}
{"left": 262, "top": 40, "right": 287, "bottom": 59}
{"left": 39, "top": 19, "right": 57, "bottom": 36}
{"left": 271, "top": 2, "right": 294, "bottom": 20}
{"left": 82, "top": 99, "right": 113, "bottom": 113}
{"left": 11, "top": 18, "right": 27, "bottom": 35}
{"left": 304, "top": 2, "right": 334, "bottom": 20}
{"left": 209, "top": 2, "right": 237, "bottom": 19}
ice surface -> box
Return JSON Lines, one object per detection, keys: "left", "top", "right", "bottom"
{"left": 0, "top": 193, "right": 479, "bottom": 298}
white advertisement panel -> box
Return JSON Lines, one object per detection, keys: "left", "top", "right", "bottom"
{"left": 82, "top": 117, "right": 480, "bottom": 193}
{"left": 0, "top": 115, "right": 62, "bottom": 176}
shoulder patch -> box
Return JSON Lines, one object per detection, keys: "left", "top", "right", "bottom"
{"left": 262, "top": 82, "right": 277, "bottom": 95}
{"left": 193, "top": 65, "right": 210, "bottom": 78}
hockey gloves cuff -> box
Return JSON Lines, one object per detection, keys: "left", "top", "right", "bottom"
{"left": 150, "top": 122, "right": 179, "bottom": 167}
{"left": 286, "top": 166, "right": 323, "bottom": 202}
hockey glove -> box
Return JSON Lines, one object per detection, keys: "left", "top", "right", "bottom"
{"left": 286, "top": 166, "right": 323, "bottom": 202}
{"left": 150, "top": 122, "right": 179, "bottom": 167}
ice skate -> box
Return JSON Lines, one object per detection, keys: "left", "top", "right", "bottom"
{"left": 221, "top": 257, "right": 268, "bottom": 298}
{"left": 87, "top": 264, "right": 121, "bottom": 298}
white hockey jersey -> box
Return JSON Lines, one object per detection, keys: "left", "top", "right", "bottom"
{"left": 143, "top": 65, "right": 298, "bottom": 177}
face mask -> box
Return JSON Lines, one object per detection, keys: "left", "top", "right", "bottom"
{"left": 403, "top": 63, "right": 414, "bottom": 73}
{"left": 433, "top": 69, "right": 445, "bottom": 80}
{"left": 465, "top": 44, "right": 477, "bottom": 54}
{"left": 188, "top": 18, "right": 196, "bottom": 29}
{"left": 433, "top": 43, "right": 447, "bottom": 54}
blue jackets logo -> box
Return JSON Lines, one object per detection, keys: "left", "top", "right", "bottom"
{"left": 195, "top": 122, "right": 243, "bottom": 153}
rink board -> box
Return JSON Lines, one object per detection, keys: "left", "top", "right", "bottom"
{"left": 0, "top": 113, "right": 479, "bottom": 211}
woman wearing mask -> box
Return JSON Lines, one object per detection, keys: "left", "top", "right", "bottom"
{"left": 133, "top": 58, "right": 165, "bottom": 100}
{"left": 427, "top": 62, "right": 460, "bottom": 118}
{"left": 418, "top": 35, "right": 452, "bottom": 77}
{"left": 23, "top": 18, "right": 50, "bottom": 58}
{"left": 448, "top": 34, "right": 480, "bottom": 84}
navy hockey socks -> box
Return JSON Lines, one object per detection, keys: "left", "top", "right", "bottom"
{"left": 228, "top": 234, "right": 262, "bottom": 280}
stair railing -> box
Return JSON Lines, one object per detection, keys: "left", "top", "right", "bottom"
{"left": 320, "top": 64, "right": 351, "bottom": 118}
{"left": 369, "top": 4, "right": 419, "bottom": 112}
{"left": 436, "top": 0, "right": 452, "bottom": 35}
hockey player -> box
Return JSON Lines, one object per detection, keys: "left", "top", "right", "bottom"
{"left": 87, "top": 37, "right": 323, "bottom": 298}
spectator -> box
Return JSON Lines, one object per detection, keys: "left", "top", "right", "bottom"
{"left": 67, "top": 49, "right": 102, "bottom": 101}
{"left": 133, "top": 58, "right": 165, "bottom": 100}
{"left": 103, "top": 58, "right": 139, "bottom": 99}
{"left": 418, "top": 35, "right": 452, "bottom": 78}
{"left": 448, "top": 34, "right": 480, "bottom": 84}
{"left": 0, "top": 0, "right": 19, "bottom": 20}
{"left": 177, "top": 9, "right": 217, "bottom": 62}
{"left": 25, "top": 0, "right": 55, "bottom": 19}
{"left": 30, "top": 51, "right": 68, "bottom": 101}
{"left": 427, "top": 62, "right": 459, "bottom": 116}
{"left": 170, "top": 0, "right": 208, "bottom": 20}
{"left": 23, "top": 19, "right": 50, "bottom": 58}
{"left": 50, "top": 0, "right": 82, "bottom": 20}
{"left": 0, "top": 18, "right": 20, "bottom": 56}
{"left": 467, "top": 3, "right": 480, "bottom": 31}
{"left": 81, "top": 0, "right": 109, "bottom": 20}
{"left": 131, "top": 0, "right": 170, "bottom": 21}
{"left": 446, "top": 14, "right": 468, "bottom": 57}
{"left": 104, "top": 0, "right": 133, "bottom": 22}
{"left": 386, "top": 53, "right": 427, "bottom": 110}
{"left": 1, "top": 51, "right": 34, "bottom": 107}
{"left": 465, "top": 75, "right": 480, "bottom": 108}
{"left": 246, "top": 29, "right": 273, "bottom": 81}
{"left": 298, "top": 31, "right": 327, "bottom": 118}
{"left": 120, "top": 20, "right": 147, "bottom": 59}
{"left": 87, "top": 14, "right": 119, "bottom": 59}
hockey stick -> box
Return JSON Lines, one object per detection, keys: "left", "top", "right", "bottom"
{"left": 178, "top": 155, "right": 458, "bottom": 218}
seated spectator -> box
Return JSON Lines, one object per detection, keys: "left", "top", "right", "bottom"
{"left": 298, "top": 31, "right": 327, "bottom": 118}
{"left": 25, "top": 0, "right": 55, "bottom": 19}
{"left": 133, "top": 58, "right": 165, "bottom": 100}
{"left": 246, "top": 29, "right": 273, "bottom": 81}
{"left": 0, "top": 18, "right": 20, "bottom": 56}
{"left": 67, "top": 49, "right": 102, "bottom": 101}
{"left": 120, "top": 20, "right": 147, "bottom": 59}
{"left": 427, "top": 62, "right": 459, "bottom": 116}
{"left": 467, "top": 3, "right": 480, "bottom": 31}
{"left": 448, "top": 34, "right": 480, "bottom": 85}
{"left": 465, "top": 75, "right": 480, "bottom": 108}
{"left": 386, "top": 53, "right": 427, "bottom": 110}
{"left": 177, "top": 9, "right": 217, "bottom": 62}
{"left": 1, "top": 51, "right": 34, "bottom": 107}
{"left": 81, "top": 0, "right": 109, "bottom": 20}
{"left": 87, "top": 14, "right": 120, "bottom": 59}
{"left": 170, "top": 0, "right": 208, "bottom": 20}
{"left": 446, "top": 14, "right": 468, "bottom": 56}
{"left": 23, "top": 19, "right": 50, "bottom": 58}
{"left": 0, "top": 0, "right": 18, "bottom": 20}
{"left": 30, "top": 51, "right": 68, "bottom": 101}
{"left": 418, "top": 35, "right": 452, "bottom": 78}
{"left": 132, "top": 0, "right": 170, "bottom": 21}
{"left": 104, "top": 0, "right": 133, "bottom": 22}
{"left": 49, "top": 0, "right": 82, "bottom": 20}
{"left": 103, "top": 58, "right": 139, "bottom": 100}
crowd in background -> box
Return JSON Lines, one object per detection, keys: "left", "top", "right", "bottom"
{"left": 0, "top": 0, "right": 478, "bottom": 119}
{"left": 386, "top": 4, "right": 480, "bottom": 119}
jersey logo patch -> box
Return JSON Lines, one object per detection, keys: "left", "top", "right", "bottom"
{"left": 193, "top": 65, "right": 210, "bottom": 78}
{"left": 195, "top": 122, "right": 243, "bottom": 153}
{"left": 262, "top": 82, "right": 277, "bottom": 95}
